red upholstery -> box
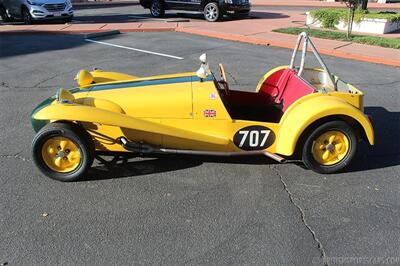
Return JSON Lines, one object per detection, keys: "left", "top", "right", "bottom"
{"left": 259, "top": 68, "right": 314, "bottom": 112}
{"left": 259, "top": 68, "right": 286, "bottom": 102}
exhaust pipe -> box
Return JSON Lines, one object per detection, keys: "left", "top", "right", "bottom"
{"left": 119, "top": 137, "right": 286, "bottom": 163}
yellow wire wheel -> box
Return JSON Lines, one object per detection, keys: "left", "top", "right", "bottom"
{"left": 41, "top": 137, "right": 82, "bottom": 173}
{"left": 311, "top": 131, "right": 350, "bottom": 166}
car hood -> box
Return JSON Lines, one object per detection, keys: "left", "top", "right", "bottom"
{"left": 34, "top": 0, "right": 69, "bottom": 5}
{"left": 84, "top": 72, "right": 209, "bottom": 93}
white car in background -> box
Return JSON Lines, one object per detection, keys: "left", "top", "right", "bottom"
{"left": 0, "top": 0, "right": 73, "bottom": 24}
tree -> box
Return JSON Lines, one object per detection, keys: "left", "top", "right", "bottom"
{"left": 361, "top": 0, "right": 368, "bottom": 10}
{"left": 340, "top": 0, "right": 360, "bottom": 38}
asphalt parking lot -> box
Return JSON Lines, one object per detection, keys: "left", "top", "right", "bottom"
{"left": 0, "top": 32, "right": 399, "bottom": 265}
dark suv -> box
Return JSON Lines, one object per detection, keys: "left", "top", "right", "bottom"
{"left": 139, "top": 0, "right": 251, "bottom": 22}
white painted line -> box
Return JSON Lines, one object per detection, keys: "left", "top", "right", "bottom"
{"left": 85, "top": 39, "right": 184, "bottom": 60}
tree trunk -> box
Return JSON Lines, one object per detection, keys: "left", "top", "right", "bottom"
{"left": 347, "top": 7, "right": 355, "bottom": 39}
{"left": 361, "top": 0, "right": 368, "bottom": 10}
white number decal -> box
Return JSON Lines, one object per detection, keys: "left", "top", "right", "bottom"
{"left": 260, "top": 130, "right": 270, "bottom": 146}
{"left": 238, "top": 130, "right": 271, "bottom": 148}
{"left": 238, "top": 130, "right": 249, "bottom": 147}
{"left": 249, "top": 131, "right": 259, "bottom": 147}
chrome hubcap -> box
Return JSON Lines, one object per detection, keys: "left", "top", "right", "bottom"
{"left": 206, "top": 5, "right": 218, "bottom": 20}
{"left": 151, "top": 2, "right": 160, "bottom": 16}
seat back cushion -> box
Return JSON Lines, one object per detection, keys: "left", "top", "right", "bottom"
{"left": 259, "top": 68, "right": 287, "bottom": 104}
{"left": 259, "top": 68, "right": 314, "bottom": 112}
{"left": 277, "top": 70, "right": 315, "bottom": 112}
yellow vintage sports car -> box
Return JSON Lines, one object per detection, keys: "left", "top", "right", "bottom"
{"left": 31, "top": 33, "right": 374, "bottom": 181}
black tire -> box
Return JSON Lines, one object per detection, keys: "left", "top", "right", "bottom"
{"left": 0, "top": 6, "right": 11, "bottom": 22}
{"left": 22, "top": 7, "right": 33, "bottom": 25}
{"left": 150, "top": 0, "right": 165, "bottom": 18}
{"left": 204, "top": 2, "right": 222, "bottom": 22}
{"left": 63, "top": 16, "right": 73, "bottom": 23}
{"left": 302, "top": 120, "right": 357, "bottom": 174}
{"left": 32, "top": 122, "right": 94, "bottom": 182}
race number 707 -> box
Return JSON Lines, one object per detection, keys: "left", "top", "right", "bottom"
{"left": 238, "top": 130, "right": 271, "bottom": 148}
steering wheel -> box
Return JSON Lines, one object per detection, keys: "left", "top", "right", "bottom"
{"left": 218, "top": 63, "right": 230, "bottom": 95}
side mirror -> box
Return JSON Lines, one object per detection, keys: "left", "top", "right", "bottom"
{"left": 196, "top": 65, "right": 208, "bottom": 79}
{"left": 196, "top": 53, "right": 210, "bottom": 80}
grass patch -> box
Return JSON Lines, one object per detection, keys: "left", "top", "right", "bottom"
{"left": 309, "top": 8, "right": 400, "bottom": 29}
{"left": 272, "top": 27, "right": 400, "bottom": 49}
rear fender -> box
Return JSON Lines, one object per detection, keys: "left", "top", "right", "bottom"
{"left": 275, "top": 95, "right": 374, "bottom": 156}
{"left": 32, "top": 103, "right": 229, "bottom": 146}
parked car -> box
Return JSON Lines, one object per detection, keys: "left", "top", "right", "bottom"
{"left": 30, "top": 33, "right": 374, "bottom": 181}
{"left": 0, "top": 0, "right": 73, "bottom": 24}
{"left": 139, "top": 0, "right": 251, "bottom": 22}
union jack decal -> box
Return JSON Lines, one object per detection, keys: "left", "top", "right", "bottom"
{"left": 203, "top": 109, "right": 217, "bottom": 118}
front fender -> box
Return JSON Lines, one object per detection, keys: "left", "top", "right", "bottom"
{"left": 32, "top": 103, "right": 229, "bottom": 146}
{"left": 275, "top": 95, "right": 374, "bottom": 156}
{"left": 91, "top": 70, "right": 139, "bottom": 84}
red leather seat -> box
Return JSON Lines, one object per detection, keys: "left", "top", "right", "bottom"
{"left": 260, "top": 68, "right": 314, "bottom": 112}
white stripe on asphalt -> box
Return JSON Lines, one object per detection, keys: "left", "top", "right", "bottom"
{"left": 85, "top": 39, "right": 184, "bottom": 60}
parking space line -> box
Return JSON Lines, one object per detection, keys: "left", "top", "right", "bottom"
{"left": 85, "top": 39, "right": 184, "bottom": 60}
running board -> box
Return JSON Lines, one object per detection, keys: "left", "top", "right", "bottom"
{"left": 119, "top": 137, "right": 286, "bottom": 163}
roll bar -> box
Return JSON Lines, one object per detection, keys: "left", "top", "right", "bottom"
{"left": 290, "top": 32, "right": 336, "bottom": 90}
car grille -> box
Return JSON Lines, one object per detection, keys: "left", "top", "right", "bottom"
{"left": 44, "top": 3, "right": 66, "bottom": 12}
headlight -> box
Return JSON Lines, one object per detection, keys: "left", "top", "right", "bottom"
{"left": 225, "top": 0, "right": 233, "bottom": 4}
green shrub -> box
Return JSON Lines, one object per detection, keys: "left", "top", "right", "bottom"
{"left": 309, "top": 8, "right": 400, "bottom": 29}
{"left": 310, "top": 8, "right": 345, "bottom": 29}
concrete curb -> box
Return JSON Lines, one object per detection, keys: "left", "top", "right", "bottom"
{"left": 1, "top": 26, "right": 398, "bottom": 67}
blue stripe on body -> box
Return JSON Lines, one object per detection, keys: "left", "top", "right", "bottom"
{"left": 87, "top": 75, "right": 213, "bottom": 92}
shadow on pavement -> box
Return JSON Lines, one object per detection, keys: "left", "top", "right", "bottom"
{"left": 348, "top": 106, "right": 400, "bottom": 172}
{"left": 83, "top": 155, "right": 276, "bottom": 181}
{"left": 0, "top": 33, "right": 120, "bottom": 59}
{"left": 84, "top": 156, "right": 203, "bottom": 181}
{"left": 248, "top": 11, "right": 289, "bottom": 19}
